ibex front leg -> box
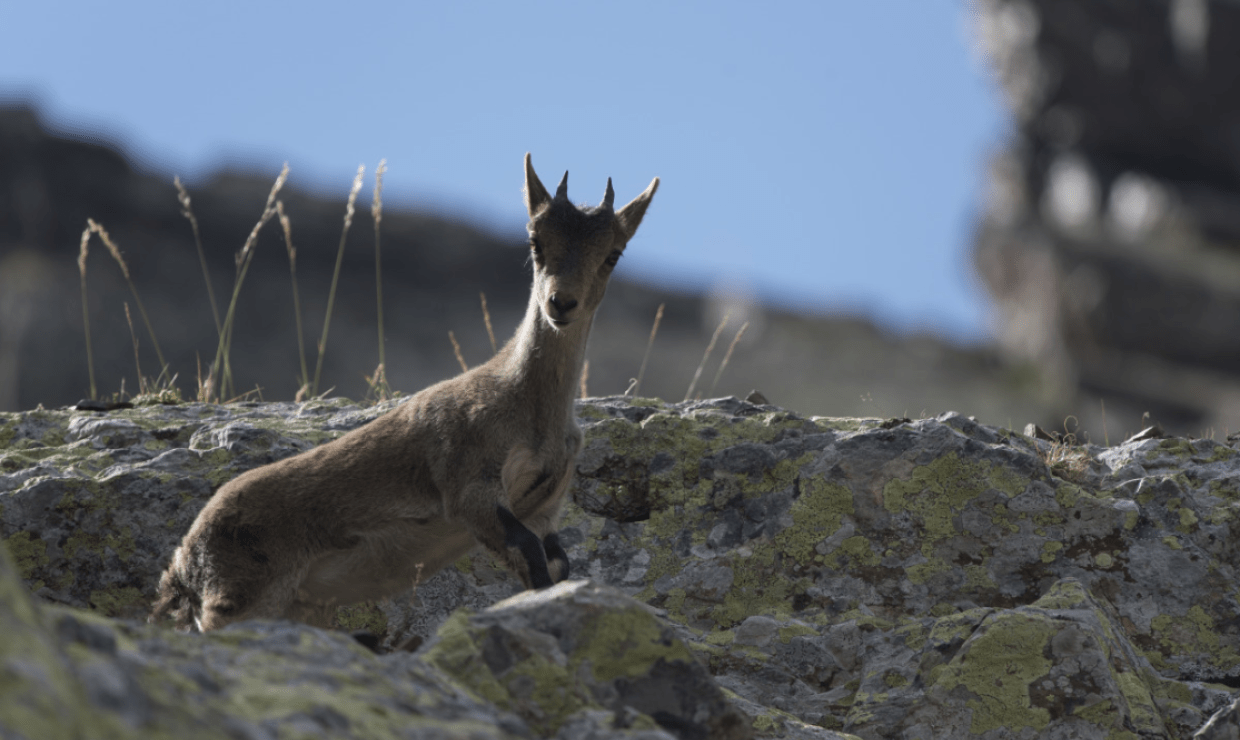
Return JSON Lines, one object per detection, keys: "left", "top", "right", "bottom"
{"left": 494, "top": 504, "right": 556, "bottom": 589}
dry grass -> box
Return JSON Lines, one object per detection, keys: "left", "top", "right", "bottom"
{"left": 370, "top": 160, "right": 392, "bottom": 400}
{"left": 209, "top": 164, "right": 289, "bottom": 401}
{"left": 1044, "top": 436, "right": 1093, "bottom": 484}
{"left": 312, "top": 164, "right": 364, "bottom": 396}
{"left": 481, "top": 292, "right": 497, "bottom": 355}
{"left": 710, "top": 321, "right": 749, "bottom": 396}
{"left": 77, "top": 226, "right": 97, "bottom": 400}
{"left": 87, "top": 219, "right": 169, "bottom": 376}
{"left": 1039, "top": 417, "right": 1094, "bottom": 484}
{"left": 448, "top": 331, "right": 468, "bottom": 373}
{"left": 74, "top": 165, "right": 754, "bottom": 409}
{"left": 277, "top": 200, "right": 311, "bottom": 400}
{"left": 626, "top": 303, "right": 663, "bottom": 397}
{"left": 175, "top": 175, "right": 220, "bottom": 337}
{"left": 684, "top": 313, "right": 729, "bottom": 401}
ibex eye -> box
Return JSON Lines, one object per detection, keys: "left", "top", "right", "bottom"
{"left": 530, "top": 238, "right": 542, "bottom": 256}
{"left": 604, "top": 250, "right": 621, "bottom": 267}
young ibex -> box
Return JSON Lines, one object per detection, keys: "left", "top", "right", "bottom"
{"left": 150, "top": 154, "right": 659, "bottom": 631}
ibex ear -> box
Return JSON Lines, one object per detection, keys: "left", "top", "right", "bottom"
{"left": 615, "top": 177, "right": 660, "bottom": 241}
{"left": 524, "top": 153, "right": 551, "bottom": 217}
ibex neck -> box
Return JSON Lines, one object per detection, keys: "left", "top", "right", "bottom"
{"left": 501, "top": 291, "right": 592, "bottom": 421}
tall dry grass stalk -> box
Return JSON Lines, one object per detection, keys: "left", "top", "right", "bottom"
{"left": 709, "top": 321, "right": 749, "bottom": 396}
{"left": 87, "top": 219, "right": 169, "bottom": 377}
{"left": 312, "top": 164, "right": 365, "bottom": 396}
{"left": 684, "top": 313, "right": 729, "bottom": 401}
{"left": 480, "top": 292, "right": 497, "bottom": 355}
{"left": 209, "top": 164, "right": 289, "bottom": 400}
{"left": 277, "top": 200, "right": 310, "bottom": 397}
{"left": 448, "top": 331, "right": 468, "bottom": 373}
{"left": 627, "top": 303, "right": 663, "bottom": 396}
{"left": 174, "top": 176, "right": 221, "bottom": 336}
{"left": 77, "top": 226, "right": 97, "bottom": 400}
{"left": 580, "top": 359, "right": 590, "bottom": 399}
{"left": 371, "top": 160, "right": 389, "bottom": 392}
{"left": 123, "top": 302, "right": 144, "bottom": 394}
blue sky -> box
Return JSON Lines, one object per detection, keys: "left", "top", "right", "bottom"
{"left": 1, "top": 0, "right": 1006, "bottom": 341}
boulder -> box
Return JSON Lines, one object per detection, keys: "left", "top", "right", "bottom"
{"left": 3, "top": 394, "right": 1240, "bottom": 737}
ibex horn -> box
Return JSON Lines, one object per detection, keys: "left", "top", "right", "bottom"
{"left": 602, "top": 178, "right": 614, "bottom": 210}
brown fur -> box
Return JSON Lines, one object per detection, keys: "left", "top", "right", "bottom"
{"left": 150, "top": 154, "right": 659, "bottom": 631}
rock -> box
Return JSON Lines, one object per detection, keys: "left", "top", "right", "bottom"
{"left": 4, "top": 394, "right": 1240, "bottom": 737}
{"left": 0, "top": 528, "right": 720, "bottom": 737}
{"left": 1197, "top": 695, "right": 1240, "bottom": 740}
{"left": 973, "top": 0, "right": 1240, "bottom": 437}
{"left": 422, "top": 580, "right": 753, "bottom": 740}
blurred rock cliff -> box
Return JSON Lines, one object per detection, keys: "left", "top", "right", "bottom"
{"left": 974, "top": 0, "right": 1240, "bottom": 437}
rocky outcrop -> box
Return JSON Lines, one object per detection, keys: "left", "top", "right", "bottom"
{"left": 3, "top": 395, "right": 1240, "bottom": 737}
{"left": 973, "top": 0, "right": 1240, "bottom": 437}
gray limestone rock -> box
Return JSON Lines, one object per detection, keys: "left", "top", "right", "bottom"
{"left": 4, "top": 395, "right": 1240, "bottom": 737}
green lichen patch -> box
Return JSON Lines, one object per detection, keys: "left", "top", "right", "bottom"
{"left": 882, "top": 452, "right": 1029, "bottom": 558}
{"left": 773, "top": 477, "right": 854, "bottom": 565}
{"left": 87, "top": 586, "right": 148, "bottom": 617}
{"left": 709, "top": 542, "right": 808, "bottom": 628}
{"left": 1146, "top": 604, "right": 1240, "bottom": 673}
{"left": 333, "top": 602, "right": 390, "bottom": 636}
{"left": 4, "top": 530, "right": 49, "bottom": 584}
{"left": 576, "top": 608, "right": 697, "bottom": 683}
{"left": 929, "top": 611, "right": 1056, "bottom": 735}
{"left": 423, "top": 596, "right": 722, "bottom": 738}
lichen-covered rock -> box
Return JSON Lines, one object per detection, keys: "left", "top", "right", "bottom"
{"left": 1195, "top": 694, "right": 1240, "bottom": 740}
{"left": 421, "top": 579, "right": 753, "bottom": 740}
{"left": 0, "top": 518, "right": 524, "bottom": 739}
{"left": 3, "top": 395, "right": 1240, "bottom": 737}
{"left": 849, "top": 578, "right": 1179, "bottom": 738}
{"left": 3, "top": 527, "right": 758, "bottom": 738}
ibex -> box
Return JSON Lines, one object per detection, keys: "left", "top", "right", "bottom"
{"left": 150, "top": 154, "right": 659, "bottom": 631}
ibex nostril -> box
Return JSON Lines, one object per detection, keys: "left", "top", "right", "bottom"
{"left": 549, "top": 293, "right": 578, "bottom": 314}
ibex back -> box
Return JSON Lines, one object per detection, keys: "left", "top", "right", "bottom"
{"left": 150, "top": 154, "right": 659, "bottom": 631}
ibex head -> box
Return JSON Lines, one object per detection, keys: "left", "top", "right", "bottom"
{"left": 523, "top": 153, "right": 659, "bottom": 329}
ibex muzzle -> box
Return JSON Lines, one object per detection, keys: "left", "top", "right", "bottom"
{"left": 150, "top": 154, "right": 659, "bottom": 632}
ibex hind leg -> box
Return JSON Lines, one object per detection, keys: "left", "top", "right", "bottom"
{"left": 285, "top": 600, "right": 340, "bottom": 629}
{"left": 196, "top": 570, "right": 304, "bottom": 631}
